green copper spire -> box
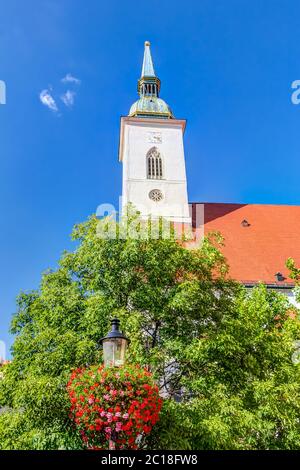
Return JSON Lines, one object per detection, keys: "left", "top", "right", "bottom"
{"left": 129, "top": 41, "right": 174, "bottom": 119}
{"left": 141, "top": 40, "right": 155, "bottom": 77}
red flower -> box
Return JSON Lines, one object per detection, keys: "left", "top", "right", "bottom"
{"left": 67, "top": 364, "right": 162, "bottom": 450}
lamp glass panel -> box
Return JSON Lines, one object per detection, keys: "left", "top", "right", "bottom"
{"left": 103, "top": 338, "right": 127, "bottom": 367}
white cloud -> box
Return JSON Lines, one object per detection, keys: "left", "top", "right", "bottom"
{"left": 39, "top": 89, "right": 58, "bottom": 112}
{"left": 61, "top": 90, "right": 76, "bottom": 108}
{"left": 39, "top": 73, "right": 81, "bottom": 114}
{"left": 61, "top": 73, "right": 81, "bottom": 85}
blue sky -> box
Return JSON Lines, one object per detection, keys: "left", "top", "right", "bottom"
{"left": 1, "top": 0, "right": 300, "bottom": 355}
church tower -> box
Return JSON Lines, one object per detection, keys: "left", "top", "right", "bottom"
{"left": 119, "top": 41, "right": 191, "bottom": 224}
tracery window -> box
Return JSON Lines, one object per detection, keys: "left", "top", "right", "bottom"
{"left": 147, "top": 147, "right": 163, "bottom": 179}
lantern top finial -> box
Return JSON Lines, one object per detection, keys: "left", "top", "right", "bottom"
{"left": 100, "top": 317, "right": 130, "bottom": 344}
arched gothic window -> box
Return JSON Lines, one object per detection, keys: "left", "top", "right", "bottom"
{"left": 147, "top": 147, "right": 163, "bottom": 179}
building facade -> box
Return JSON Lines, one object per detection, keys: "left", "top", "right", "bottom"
{"left": 120, "top": 41, "right": 300, "bottom": 302}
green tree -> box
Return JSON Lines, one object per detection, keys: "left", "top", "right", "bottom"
{"left": 1, "top": 214, "right": 300, "bottom": 449}
{"left": 286, "top": 257, "right": 300, "bottom": 306}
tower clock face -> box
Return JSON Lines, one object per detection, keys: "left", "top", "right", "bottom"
{"left": 147, "top": 132, "right": 162, "bottom": 144}
{"left": 149, "top": 189, "right": 163, "bottom": 202}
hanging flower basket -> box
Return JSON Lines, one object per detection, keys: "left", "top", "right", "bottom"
{"left": 67, "top": 364, "right": 162, "bottom": 450}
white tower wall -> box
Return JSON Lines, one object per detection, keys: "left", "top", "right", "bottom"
{"left": 119, "top": 116, "right": 191, "bottom": 223}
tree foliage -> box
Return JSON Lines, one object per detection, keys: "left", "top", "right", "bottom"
{"left": 1, "top": 214, "right": 300, "bottom": 449}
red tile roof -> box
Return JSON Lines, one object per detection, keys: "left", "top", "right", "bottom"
{"left": 190, "top": 203, "right": 300, "bottom": 286}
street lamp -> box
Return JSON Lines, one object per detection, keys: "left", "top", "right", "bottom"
{"left": 100, "top": 318, "right": 130, "bottom": 367}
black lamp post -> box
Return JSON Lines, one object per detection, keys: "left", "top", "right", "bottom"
{"left": 100, "top": 318, "right": 130, "bottom": 367}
